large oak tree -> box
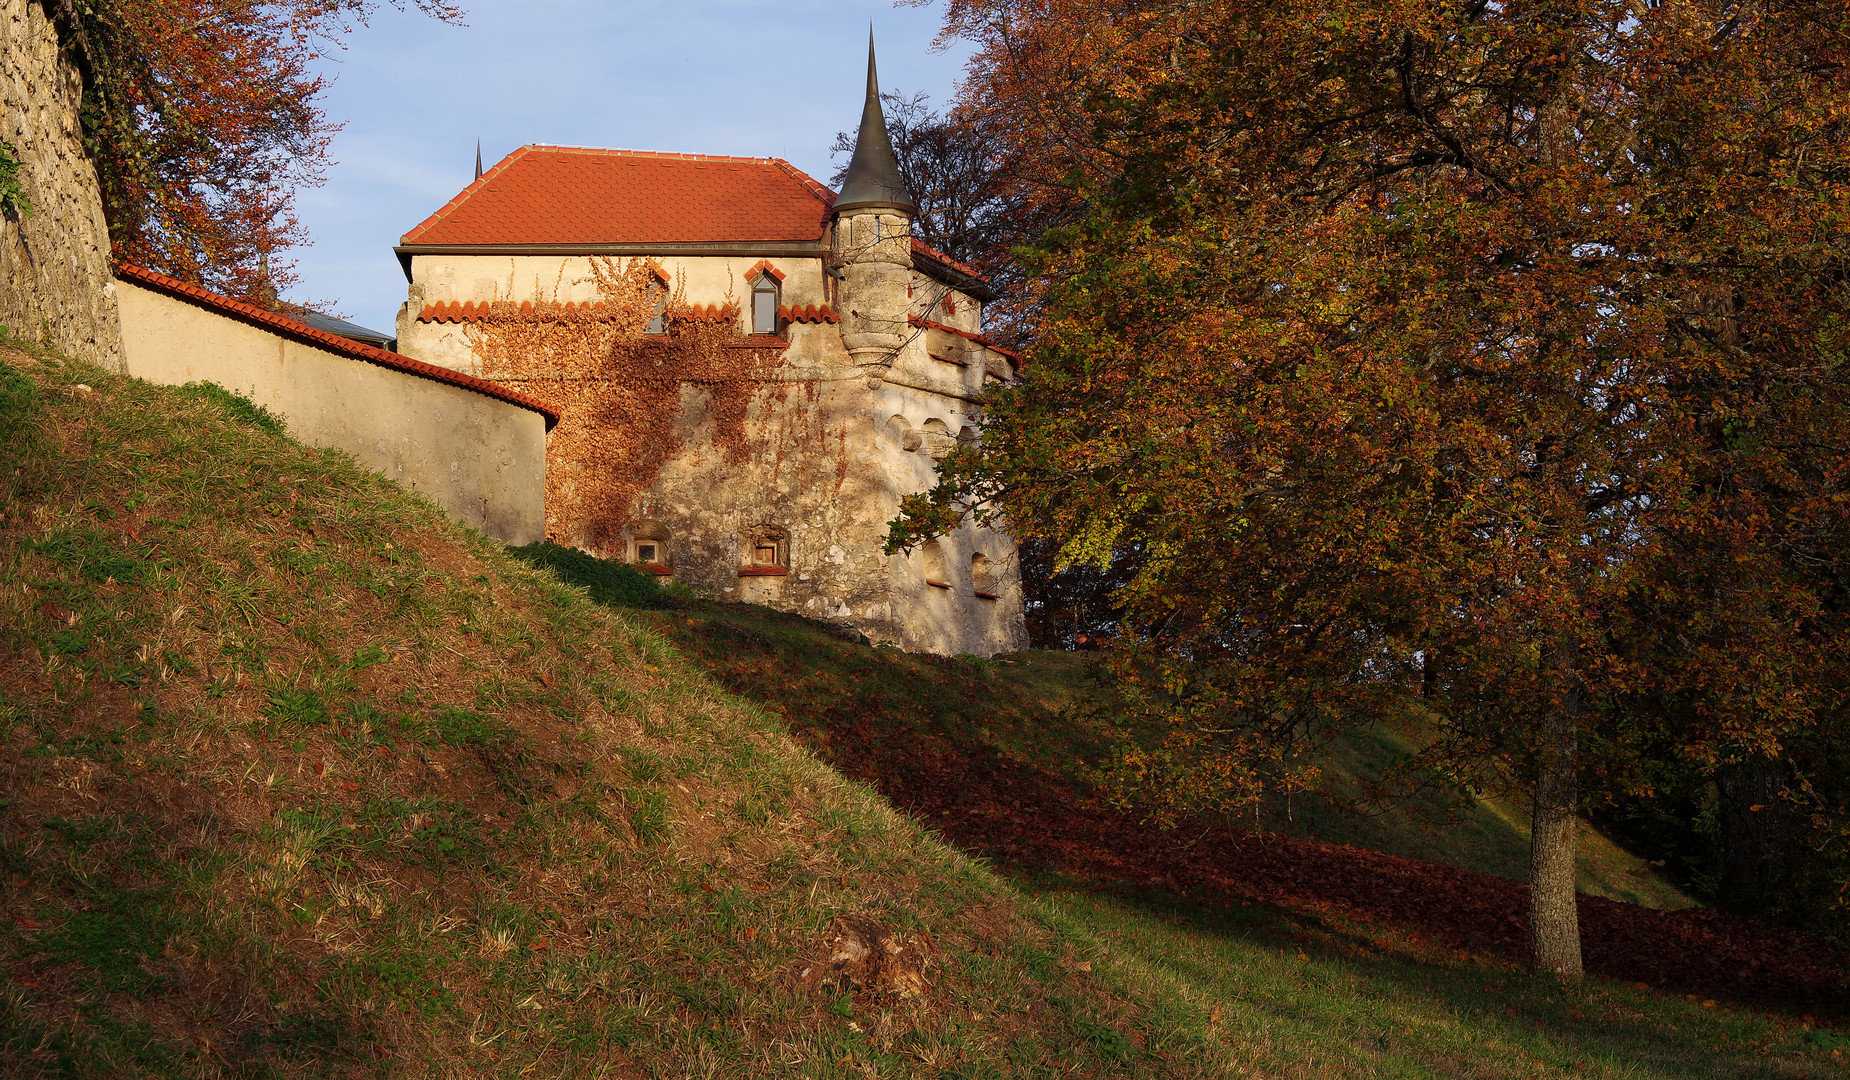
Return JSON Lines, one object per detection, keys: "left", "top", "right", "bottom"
{"left": 907, "top": 0, "right": 1850, "bottom": 975}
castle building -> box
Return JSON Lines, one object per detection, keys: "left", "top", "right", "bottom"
{"left": 392, "top": 39, "right": 1027, "bottom": 656}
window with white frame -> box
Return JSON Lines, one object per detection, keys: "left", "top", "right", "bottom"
{"left": 751, "top": 273, "right": 780, "bottom": 335}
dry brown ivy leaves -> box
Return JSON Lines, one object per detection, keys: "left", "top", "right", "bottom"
{"left": 467, "top": 257, "right": 785, "bottom": 552}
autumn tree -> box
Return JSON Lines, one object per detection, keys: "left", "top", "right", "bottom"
{"left": 42, "top": 0, "right": 460, "bottom": 304}
{"left": 906, "top": 0, "right": 1850, "bottom": 975}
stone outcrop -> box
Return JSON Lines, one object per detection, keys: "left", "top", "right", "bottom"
{"left": 0, "top": 0, "right": 121, "bottom": 368}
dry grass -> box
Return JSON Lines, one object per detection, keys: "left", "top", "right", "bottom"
{"left": 0, "top": 349, "right": 1196, "bottom": 1078}
{"left": 0, "top": 347, "right": 1834, "bottom": 1080}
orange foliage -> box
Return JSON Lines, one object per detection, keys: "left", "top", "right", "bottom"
{"left": 466, "top": 258, "right": 784, "bottom": 551}
{"left": 49, "top": 0, "right": 461, "bottom": 305}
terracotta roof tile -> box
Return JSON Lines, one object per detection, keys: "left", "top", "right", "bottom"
{"left": 401, "top": 146, "right": 834, "bottom": 247}
{"left": 910, "top": 238, "right": 985, "bottom": 282}
{"left": 415, "top": 300, "right": 739, "bottom": 324}
{"left": 909, "top": 314, "right": 1023, "bottom": 367}
{"left": 779, "top": 304, "right": 839, "bottom": 324}
{"left": 114, "top": 263, "right": 561, "bottom": 429}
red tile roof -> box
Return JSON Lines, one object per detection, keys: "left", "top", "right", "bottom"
{"left": 911, "top": 239, "right": 988, "bottom": 286}
{"left": 909, "top": 314, "right": 1023, "bottom": 367}
{"left": 114, "top": 263, "right": 561, "bottom": 429}
{"left": 401, "top": 146, "right": 834, "bottom": 247}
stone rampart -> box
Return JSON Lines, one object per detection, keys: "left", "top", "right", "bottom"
{"left": 0, "top": 0, "right": 121, "bottom": 368}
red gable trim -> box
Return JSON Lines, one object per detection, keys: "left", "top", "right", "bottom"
{"left": 911, "top": 239, "right": 986, "bottom": 285}
{"left": 774, "top": 158, "right": 839, "bottom": 215}
{"left": 743, "top": 259, "right": 786, "bottom": 283}
{"left": 114, "top": 263, "right": 562, "bottom": 430}
{"left": 908, "top": 314, "right": 1023, "bottom": 366}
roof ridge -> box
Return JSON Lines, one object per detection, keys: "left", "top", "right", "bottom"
{"left": 517, "top": 144, "right": 793, "bottom": 165}
{"left": 400, "top": 145, "right": 833, "bottom": 248}
{"left": 112, "top": 263, "right": 561, "bottom": 428}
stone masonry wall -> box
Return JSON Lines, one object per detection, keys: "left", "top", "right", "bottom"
{"left": 0, "top": 0, "right": 121, "bottom": 368}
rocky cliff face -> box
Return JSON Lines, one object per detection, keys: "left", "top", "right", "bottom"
{"left": 0, "top": 0, "right": 120, "bottom": 368}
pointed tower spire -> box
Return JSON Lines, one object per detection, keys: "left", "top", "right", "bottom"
{"left": 833, "top": 29, "right": 914, "bottom": 215}
{"left": 474, "top": 140, "right": 483, "bottom": 180}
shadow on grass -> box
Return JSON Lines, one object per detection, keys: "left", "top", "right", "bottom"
{"left": 1034, "top": 879, "right": 1831, "bottom": 1080}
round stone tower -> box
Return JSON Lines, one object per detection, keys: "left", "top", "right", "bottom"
{"left": 833, "top": 34, "right": 915, "bottom": 369}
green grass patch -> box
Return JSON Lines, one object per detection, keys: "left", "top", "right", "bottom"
{"left": 510, "top": 540, "right": 669, "bottom": 609}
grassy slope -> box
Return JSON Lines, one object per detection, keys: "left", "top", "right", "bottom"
{"left": 0, "top": 349, "right": 1182, "bottom": 1078}
{"left": 633, "top": 606, "right": 1686, "bottom": 909}
{"left": 0, "top": 346, "right": 1834, "bottom": 1079}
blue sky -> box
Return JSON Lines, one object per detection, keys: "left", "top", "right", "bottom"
{"left": 292, "top": 0, "right": 970, "bottom": 334}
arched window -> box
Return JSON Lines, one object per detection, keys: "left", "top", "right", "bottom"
{"left": 644, "top": 275, "right": 668, "bottom": 335}
{"left": 972, "top": 553, "right": 999, "bottom": 599}
{"left": 751, "top": 273, "right": 780, "bottom": 335}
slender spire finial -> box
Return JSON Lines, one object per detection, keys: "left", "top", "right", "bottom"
{"left": 833, "top": 28, "right": 914, "bottom": 216}
{"left": 474, "top": 140, "right": 483, "bottom": 180}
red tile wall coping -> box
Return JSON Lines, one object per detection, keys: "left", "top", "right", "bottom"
{"left": 780, "top": 304, "right": 839, "bottom": 324}
{"left": 908, "top": 314, "right": 1024, "bottom": 367}
{"left": 113, "top": 263, "right": 561, "bottom": 429}
{"left": 417, "top": 300, "right": 741, "bottom": 324}
{"left": 399, "top": 145, "right": 837, "bottom": 247}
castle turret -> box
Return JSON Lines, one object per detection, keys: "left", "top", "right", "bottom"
{"left": 834, "top": 33, "right": 915, "bottom": 368}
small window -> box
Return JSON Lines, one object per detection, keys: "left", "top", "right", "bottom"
{"left": 630, "top": 521, "right": 671, "bottom": 573}
{"left": 751, "top": 274, "right": 780, "bottom": 335}
{"left": 645, "top": 277, "right": 667, "bottom": 335}
{"left": 740, "top": 525, "right": 789, "bottom": 576}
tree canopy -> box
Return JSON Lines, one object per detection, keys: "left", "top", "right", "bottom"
{"left": 45, "top": 0, "right": 460, "bottom": 305}
{"left": 907, "top": 0, "right": 1850, "bottom": 974}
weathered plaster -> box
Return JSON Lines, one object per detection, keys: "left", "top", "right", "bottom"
{"left": 395, "top": 225, "right": 1026, "bottom": 655}
{"left": 118, "top": 279, "right": 547, "bottom": 545}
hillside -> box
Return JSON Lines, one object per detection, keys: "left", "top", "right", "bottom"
{"left": 0, "top": 346, "right": 1175, "bottom": 1077}
{"left": 623, "top": 604, "right": 1688, "bottom": 910}
{"left": 0, "top": 342, "right": 1841, "bottom": 1079}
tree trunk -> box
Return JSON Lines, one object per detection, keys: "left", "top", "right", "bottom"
{"left": 1716, "top": 759, "right": 1792, "bottom": 917}
{"left": 1529, "top": 657, "right": 1584, "bottom": 980}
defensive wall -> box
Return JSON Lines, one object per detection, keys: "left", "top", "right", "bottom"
{"left": 116, "top": 264, "right": 555, "bottom": 546}
{"left": 0, "top": 0, "right": 121, "bottom": 368}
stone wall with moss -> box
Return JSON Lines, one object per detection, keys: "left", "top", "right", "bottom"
{"left": 0, "top": 0, "right": 121, "bottom": 368}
